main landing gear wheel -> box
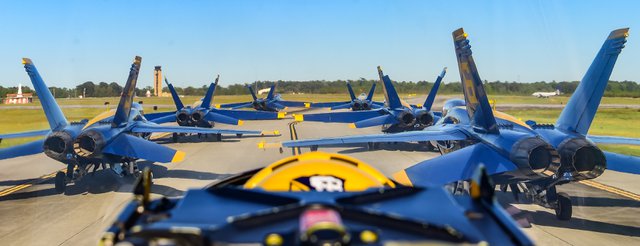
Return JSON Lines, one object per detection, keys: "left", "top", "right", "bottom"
{"left": 555, "top": 192, "right": 572, "bottom": 220}
{"left": 172, "top": 133, "right": 178, "bottom": 143}
{"left": 54, "top": 171, "right": 66, "bottom": 194}
{"left": 216, "top": 133, "right": 222, "bottom": 142}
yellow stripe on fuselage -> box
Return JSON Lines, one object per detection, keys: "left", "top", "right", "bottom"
{"left": 493, "top": 110, "right": 531, "bottom": 130}
{"left": 83, "top": 109, "right": 116, "bottom": 129}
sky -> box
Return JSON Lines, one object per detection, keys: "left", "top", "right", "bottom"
{"left": 0, "top": 0, "right": 638, "bottom": 88}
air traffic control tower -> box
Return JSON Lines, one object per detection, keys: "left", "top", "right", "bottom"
{"left": 153, "top": 66, "right": 162, "bottom": 96}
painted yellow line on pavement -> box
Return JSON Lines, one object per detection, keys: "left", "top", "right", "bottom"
{"left": 0, "top": 169, "right": 66, "bottom": 197}
{"left": 579, "top": 179, "right": 640, "bottom": 201}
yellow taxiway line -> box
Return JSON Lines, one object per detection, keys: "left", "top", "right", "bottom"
{"left": 0, "top": 169, "right": 66, "bottom": 197}
{"left": 578, "top": 179, "right": 640, "bottom": 201}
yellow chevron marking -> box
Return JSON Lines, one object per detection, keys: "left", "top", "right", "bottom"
{"left": 84, "top": 109, "right": 116, "bottom": 129}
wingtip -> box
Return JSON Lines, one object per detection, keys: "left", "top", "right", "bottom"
{"left": 453, "top": 28, "right": 467, "bottom": 41}
{"left": 304, "top": 102, "right": 311, "bottom": 108}
{"left": 214, "top": 104, "right": 221, "bottom": 109}
{"left": 22, "top": 58, "right": 33, "bottom": 65}
{"left": 237, "top": 120, "right": 245, "bottom": 126}
{"left": 277, "top": 112, "right": 286, "bottom": 119}
{"left": 348, "top": 123, "right": 357, "bottom": 129}
{"left": 294, "top": 114, "right": 304, "bottom": 122}
{"left": 171, "top": 151, "right": 186, "bottom": 163}
{"left": 608, "top": 28, "right": 630, "bottom": 40}
{"left": 133, "top": 56, "right": 142, "bottom": 64}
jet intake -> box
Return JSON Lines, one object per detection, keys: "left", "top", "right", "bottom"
{"left": 510, "top": 137, "right": 560, "bottom": 179}
{"left": 558, "top": 138, "right": 606, "bottom": 180}
{"left": 43, "top": 131, "right": 75, "bottom": 161}
{"left": 415, "top": 110, "right": 435, "bottom": 127}
{"left": 395, "top": 110, "right": 416, "bottom": 127}
{"left": 74, "top": 130, "right": 106, "bottom": 158}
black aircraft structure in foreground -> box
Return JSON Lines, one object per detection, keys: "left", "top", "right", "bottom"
{"left": 102, "top": 151, "right": 533, "bottom": 246}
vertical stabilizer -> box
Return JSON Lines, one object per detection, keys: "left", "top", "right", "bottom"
{"left": 555, "top": 28, "right": 628, "bottom": 135}
{"left": 366, "top": 83, "right": 377, "bottom": 101}
{"left": 346, "top": 82, "right": 357, "bottom": 100}
{"left": 112, "top": 56, "right": 142, "bottom": 127}
{"left": 201, "top": 75, "right": 219, "bottom": 109}
{"left": 423, "top": 67, "right": 447, "bottom": 111}
{"left": 452, "top": 28, "right": 499, "bottom": 134}
{"left": 246, "top": 85, "right": 258, "bottom": 100}
{"left": 164, "top": 78, "right": 185, "bottom": 110}
{"left": 266, "top": 84, "right": 276, "bottom": 100}
{"left": 22, "top": 58, "right": 68, "bottom": 130}
{"left": 377, "top": 66, "right": 403, "bottom": 109}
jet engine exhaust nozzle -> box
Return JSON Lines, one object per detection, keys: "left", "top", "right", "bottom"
{"left": 510, "top": 137, "right": 561, "bottom": 179}
{"left": 558, "top": 138, "right": 606, "bottom": 180}
{"left": 73, "top": 130, "right": 106, "bottom": 158}
{"left": 43, "top": 131, "right": 75, "bottom": 162}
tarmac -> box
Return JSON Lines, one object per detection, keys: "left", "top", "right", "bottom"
{"left": 0, "top": 106, "right": 638, "bottom": 245}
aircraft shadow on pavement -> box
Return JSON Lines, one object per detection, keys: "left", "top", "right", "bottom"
{"left": 495, "top": 191, "right": 640, "bottom": 237}
{"left": 528, "top": 210, "right": 640, "bottom": 237}
{"left": 334, "top": 142, "right": 435, "bottom": 154}
{"left": 0, "top": 162, "right": 229, "bottom": 202}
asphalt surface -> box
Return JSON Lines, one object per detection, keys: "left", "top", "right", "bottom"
{"left": 0, "top": 107, "right": 639, "bottom": 245}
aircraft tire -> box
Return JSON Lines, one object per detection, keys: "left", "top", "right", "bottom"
{"left": 216, "top": 134, "right": 222, "bottom": 142}
{"left": 310, "top": 145, "right": 318, "bottom": 152}
{"left": 172, "top": 133, "right": 178, "bottom": 143}
{"left": 55, "top": 171, "right": 66, "bottom": 194}
{"left": 236, "top": 133, "right": 243, "bottom": 138}
{"left": 555, "top": 192, "right": 572, "bottom": 220}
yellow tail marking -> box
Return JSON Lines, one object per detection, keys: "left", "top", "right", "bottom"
{"left": 171, "top": 151, "right": 186, "bottom": 163}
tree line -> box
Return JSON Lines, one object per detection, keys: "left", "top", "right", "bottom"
{"left": 2, "top": 79, "right": 639, "bottom": 98}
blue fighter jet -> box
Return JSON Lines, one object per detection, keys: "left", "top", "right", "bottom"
{"left": 294, "top": 67, "right": 447, "bottom": 133}
{"left": 144, "top": 76, "right": 286, "bottom": 131}
{"left": 217, "top": 84, "right": 310, "bottom": 112}
{"left": 0, "top": 57, "right": 270, "bottom": 193}
{"left": 309, "top": 82, "right": 384, "bottom": 111}
{"left": 283, "top": 28, "right": 639, "bottom": 220}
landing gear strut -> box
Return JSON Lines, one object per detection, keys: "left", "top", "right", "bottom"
{"left": 515, "top": 183, "right": 572, "bottom": 221}
{"left": 54, "top": 171, "right": 66, "bottom": 193}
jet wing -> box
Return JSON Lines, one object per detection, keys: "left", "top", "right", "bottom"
{"left": 212, "top": 109, "right": 285, "bottom": 120}
{"left": 393, "top": 143, "right": 517, "bottom": 187}
{"left": 311, "top": 101, "right": 351, "bottom": 108}
{"left": 144, "top": 111, "right": 176, "bottom": 121}
{"left": 218, "top": 102, "right": 253, "bottom": 109}
{"left": 282, "top": 126, "right": 467, "bottom": 148}
{"left": 0, "top": 139, "right": 45, "bottom": 160}
{"left": 0, "top": 129, "right": 50, "bottom": 140}
{"left": 604, "top": 151, "right": 640, "bottom": 174}
{"left": 148, "top": 114, "right": 177, "bottom": 124}
{"left": 102, "top": 134, "right": 184, "bottom": 163}
{"left": 277, "top": 100, "right": 309, "bottom": 108}
{"left": 297, "top": 109, "right": 386, "bottom": 123}
{"left": 131, "top": 122, "right": 262, "bottom": 135}
{"left": 588, "top": 135, "right": 640, "bottom": 146}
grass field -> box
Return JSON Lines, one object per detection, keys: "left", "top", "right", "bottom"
{"left": 1, "top": 95, "right": 639, "bottom": 156}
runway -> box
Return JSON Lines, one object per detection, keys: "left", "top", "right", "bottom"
{"left": 0, "top": 107, "right": 639, "bottom": 245}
